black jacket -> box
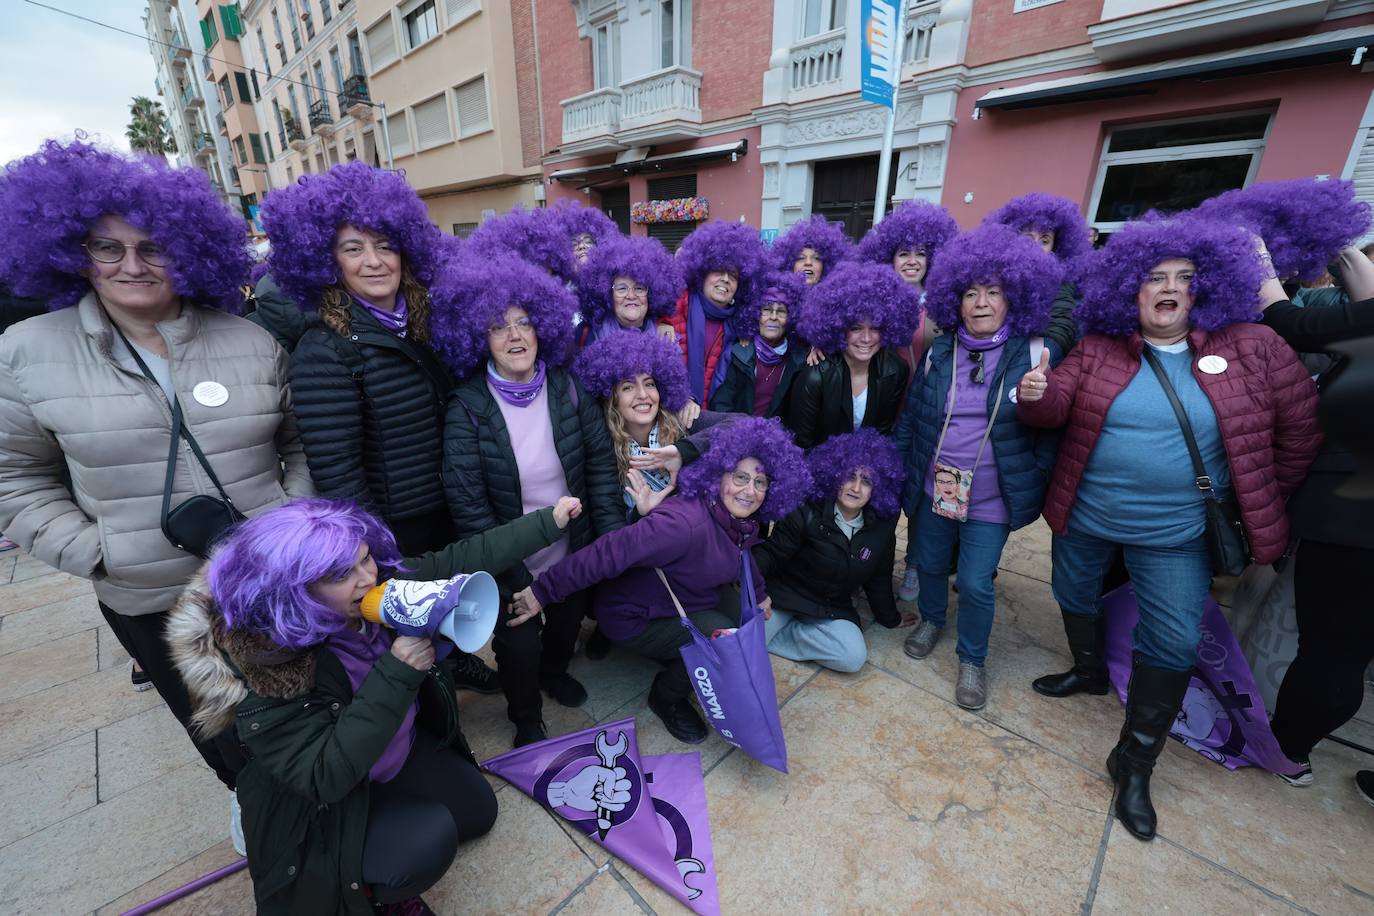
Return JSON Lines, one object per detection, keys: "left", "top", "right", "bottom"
{"left": 786, "top": 347, "right": 910, "bottom": 449}
{"left": 245, "top": 274, "right": 310, "bottom": 352}
{"left": 753, "top": 500, "right": 900, "bottom": 627}
{"left": 443, "top": 367, "right": 624, "bottom": 595}
{"left": 288, "top": 303, "right": 452, "bottom": 522}
{"left": 709, "top": 340, "right": 808, "bottom": 419}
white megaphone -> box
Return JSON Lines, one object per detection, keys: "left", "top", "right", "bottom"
{"left": 359, "top": 571, "right": 500, "bottom": 652}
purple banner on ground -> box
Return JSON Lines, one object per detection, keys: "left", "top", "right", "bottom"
{"left": 1101, "top": 585, "right": 1305, "bottom": 777}
{"left": 482, "top": 718, "right": 721, "bottom": 915}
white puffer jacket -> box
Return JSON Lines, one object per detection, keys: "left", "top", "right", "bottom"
{"left": 0, "top": 293, "right": 314, "bottom": 615}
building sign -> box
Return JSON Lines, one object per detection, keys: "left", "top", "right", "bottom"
{"left": 1013, "top": 0, "right": 1065, "bottom": 11}
{"left": 859, "top": 0, "right": 901, "bottom": 110}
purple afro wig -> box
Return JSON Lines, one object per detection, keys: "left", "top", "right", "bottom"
{"left": 677, "top": 416, "right": 812, "bottom": 523}
{"left": 1073, "top": 215, "right": 1265, "bottom": 337}
{"left": 552, "top": 199, "right": 619, "bottom": 247}
{"left": 676, "top": 220, "right": 768, "bottom": 319}
{"left": 0, "top": 137, "right": 251, "bottom": 311}
{"left": 735, "top": 270, "right": 810, "bottom": 339}
{"left": 259, "top": 161, "right": 442, "bottom": 309}
{"left": 857, "top": 199, "right": 959, "bottom": 267}
{"left": 771, "top": 214, "right": 856, "bottom": 276}
{"left": 464, "top": 206, "right": 576, "bottom": 282}
{"left": 1193, "top": 177, "right": 1372, "bottom": 282}
{"left": 924, "top": 224, "right": 1063, "bottom": 335}
{"left": 573, "top": 329, "right": 690, "bottom": 411}
{"left": 983, "top": 192, "right": 1091, "bottom": 262}
{"left": 575, "top": 234, "right": 683, "bottom": 324}
{"left": 794, "top": 260, "right": 921, "bottom": 352}
{"left": 806, "top": 429, "right": 906, "bottom": 518}
{"left": 208, "top": 498, "right": 405, "bottom": 651}
{"left": 428, "top": 251, "right": 579, "bottom": 377}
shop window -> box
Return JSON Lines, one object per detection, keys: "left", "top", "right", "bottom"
{"left": 1088, "top": 111, "right": 1270, "bottom": 230}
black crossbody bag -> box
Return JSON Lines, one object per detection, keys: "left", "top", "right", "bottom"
{"left": 116, "top": 329, "right": 245, "bottom": 558}
{"left": 1141, "top": 347, "right": 1250, "bottom": 576}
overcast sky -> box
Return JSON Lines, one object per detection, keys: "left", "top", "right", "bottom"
{"left": 0, "top": 1, "right": 161, "bottom": 165}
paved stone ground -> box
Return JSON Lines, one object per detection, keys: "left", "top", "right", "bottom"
{"left": 1, "top": 520, "right": 1372, "bottom": 915}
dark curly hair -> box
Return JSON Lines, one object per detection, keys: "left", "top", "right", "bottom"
{"left": 794, "top": 260, "right": 921, "bottom": 352}
{"left": 983, "top": 192, "right": 1091, "bottom": 262}
{"left": 676, "top": 220, "right": 768, "bottom": 327}
{"left": 464, "top": 205, "right": 576, "bottom": 282}
{"left": 1073, "top": 215, "right": 1265, "bottom": 337}
{"left": 428, "top": 251, "right": 579, "bottom": 378}
{"left": 1193, "top": 177, "right": 1372, "bottom": 282}
{"left": 806, "top": 429, "right": 906, "bottom": 518}
{"left": 677, "top": 416, "right": 812, "bottom": 523}
{"left": 923, "top": 224, "right": 1063, "bottom": 335}
{"left": 857, "top": 199, "right": 960, "bottom": 268}
{"left": 771, "top": 214, "right": 855, "bottom": 276}
{"left": 575, "top": 234, "right": 682, "bottom": 325}
{"left": 0, "top": 136, "right": 250, "bottom": 311}
{"left": 572, "top": 329, "right": 690, "bottom": 411}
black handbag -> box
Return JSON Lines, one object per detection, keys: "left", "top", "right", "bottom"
{"left": 116, "top": 328, "right": 246, "bottom": 558}
{"left": 1141, "top": 347, "right": 1251, "bottom": 577}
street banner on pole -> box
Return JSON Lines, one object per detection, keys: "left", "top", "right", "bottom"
{"left": 860, "top": 0, "right": 901, "bottom": 109}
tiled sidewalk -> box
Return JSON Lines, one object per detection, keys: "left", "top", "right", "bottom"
{"left": 1, "top": 522, "right": 1371, "bottom": 915}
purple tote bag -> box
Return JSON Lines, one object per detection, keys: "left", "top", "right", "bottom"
{"left": 656, "top": 552, "right": 789, "bottom": 772}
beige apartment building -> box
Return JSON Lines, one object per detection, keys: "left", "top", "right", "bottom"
{"left": 355, "top": 0, "right": 541, "bottom": 233}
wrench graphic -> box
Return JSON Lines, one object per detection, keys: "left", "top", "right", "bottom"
{"left": 593, "top": 729, "right": 629, "bottom": 839}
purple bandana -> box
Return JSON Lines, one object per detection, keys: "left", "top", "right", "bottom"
{"left": 353, "top": 293, "right": 409, "bottom": 337}
{"left": 957, "top": 322, "right": 1010, "bottom": 352}
{"left": 487, "top": 358, "right": 548, "bottom": 407}
{"left": 754, "top": 335, "right": 787, "bottom": 366}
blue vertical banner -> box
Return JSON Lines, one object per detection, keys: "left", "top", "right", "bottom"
{"left": 860, "top": 0, "right": 901, "bottom": 109}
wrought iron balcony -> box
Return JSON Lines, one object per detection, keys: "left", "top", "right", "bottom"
{"left": 308, "top": 98, "right": 333, "bottom": 129}
{"left": 339, "top": 73, "right": 370, "bottom": 114}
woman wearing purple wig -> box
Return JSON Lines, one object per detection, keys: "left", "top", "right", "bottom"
{"left": 0, "top": 139, "right": 312, "bottom": 820}
{"left": 709, "top": 272, "right": 810, "bottom": 419}
{"left": 1017, "top": 216, "right": 1321, "bottom": 842}
{"left": 431, "top": 253, "right": 624, "bottom": 747}
{"left": 754, "top": 430, "right": 914, "bottom": 672}
{"left": 552, "top": 198, "right": 621, "bottom": 267}
{"left": 787, "top": 261, "right": 918, "bottom": 448}
{"left": 892, "top": 224, "right": 1064, "bottom": 711}
{"left": 510, "top": 416, "right": 809, "bottom": 743}
{"left": 574, "top": 234, "right": 682, "bottom": 346}
{"left": 772, "top": 213, "right": 855, "bottom": 285}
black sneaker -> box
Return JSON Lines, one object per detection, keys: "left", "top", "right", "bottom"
{"left": 1356, "top": 770, "right": 1374, "bottom": 807}
{"left": 130, "top": 659, "right": 154, "bottom": 693}
{"left": 540, "top": 672, "right": 588, "bottom": 708}
{"left": 585, "top": 626, "right": 613, "bottom": 661}
{"left": 513, "top": 719, "right": 547, "bottom": 748}
{"left": 647, "top": 691, "right": 708, "bottom": 744}
{"left": 372, "top": 895, "right": 436, "bottom": 916}
{"left": 1275, "top": 760, "right": 1314, "bottom": 787}
{"left": 447, "top": 651, "right": 501, "bottom": 694}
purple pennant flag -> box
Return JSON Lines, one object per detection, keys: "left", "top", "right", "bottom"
{"left": 1101, "top": 585, "right": 1306, "bottom": 777}
{"left": 482, "top": 718, "right": 721, "bottom": 915}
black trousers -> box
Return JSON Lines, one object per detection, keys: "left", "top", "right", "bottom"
{"left": 493, "top": 589, "right": 587, "bottom": 723}
{"left": 612, "top": 588, "right": 741, "bottom": 703}
{"left": 1270, "top": 540, "right": 1374, "bottom": 762}
{"left": 387, "top": 509, "right": 456, "bottom": 559}
{"left": 98, "top": 602, "right": 246, "bottom": 789}
{"left": 362, "top": 730, "right": 497, "bottom": 904}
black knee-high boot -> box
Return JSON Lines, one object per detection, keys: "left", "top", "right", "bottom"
{"left": 1106, "top": 657, "right": 1192, "bottom": 841}
{"left": 1032, "top": 611, "right": 1110, "bottom": 698}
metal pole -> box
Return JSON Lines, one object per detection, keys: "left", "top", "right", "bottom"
{"left": 377, "top": 100, "right": 395, "bottom": 171}
{"left": 872, "top": 1, "right": 911, "bottom": 226}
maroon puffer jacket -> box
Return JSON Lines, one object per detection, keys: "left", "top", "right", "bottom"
{"left": 1017, "top": 323, "right": 1321, "bottom": 564}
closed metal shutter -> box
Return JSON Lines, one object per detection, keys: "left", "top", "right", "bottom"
{"left": 413, "top": 94, "right": 453, "bottom": 149}
{"left": 365, "top": 18, "right": 397, "bottom": 70}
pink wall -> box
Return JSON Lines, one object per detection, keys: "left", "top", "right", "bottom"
{"left": 966, "top": 0, "right": 1101, "bottom": 67}
{"left": 940, "top": 61, "right": 1373, "bottom": 228}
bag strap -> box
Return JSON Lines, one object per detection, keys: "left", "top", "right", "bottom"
{"left": 655, "top": 568, "right": 689, "bottom": 620}
{"left": 933, "top": 344, "right": 1003, "bottom": 477}
{"left": 1140, "top": 346, "right": 1215, "bottom": 496}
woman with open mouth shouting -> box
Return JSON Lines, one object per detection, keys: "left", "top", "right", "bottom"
{"left": 709, "top": 271, "right": 810, "bottom": 420}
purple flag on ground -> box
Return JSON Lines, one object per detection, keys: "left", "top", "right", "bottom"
{"left": 482, "top": 718, "right": 721, "bottom": 915}
{"left": 1101, "top": 584, "right": 1305, "bottom": 777}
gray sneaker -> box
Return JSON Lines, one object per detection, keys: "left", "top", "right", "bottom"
{"left": 903, "top": 621, "right": 942, "bottom": 659}
{"left": 898, "top": 567, "right": 920, "bottom": 602}
{"left": 955, "top": 662, "right": 987, "bottom": 710}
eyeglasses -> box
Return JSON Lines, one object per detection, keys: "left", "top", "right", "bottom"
{"left": 729, "top": 471, "right": 770, "bottom": 493}
{"left": 488, "top": 317, "right": 535, "bottom": 336}
{"left": 968, "top": 349, "right": 985, "bottom": 385}
{"left": 612, "top": 283, "right": 648, "bottom": 299}
{"left": 83, "top": 238, "right": 171, "bottom": 267}
{"left": 760, "top": 305, "right": 788, "bottom": 318}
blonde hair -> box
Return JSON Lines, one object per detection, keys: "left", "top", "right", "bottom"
{"left": 319, "top": 260, "right": 432, "bottom": 344}
{"left": 605, "top": 395, "right": 686, "bottom": 481}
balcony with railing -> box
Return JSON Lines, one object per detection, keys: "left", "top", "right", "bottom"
{"left": 170, "top": 30, "right": 191, "bottom": 60}
{"left": 181, "top": 83, "right": 203, "bottom": 109}
{"left": 308, "top": 98, "right": 334, "bottom": 131}
{"left": 790, "top": 29, "right": 845, "bottom": 93}
{"left": 561, "top": 87, "right": 622, "bottom": 148}
{"left": 229, "top": 166, "right": 241, "bottom": 189}
{"left": 619, "top": 66, "right": 702, "bottom": 134}
{"left": 201, "top": 53, "right": 215, "bottom": 81}
{"left": 193, "top": 132, "right": 214, "bottom": 157}
{"left": 284, "top": 116, "right": 307, "bottom": 151}
{"left": 902, "top": 3, "right": 941, "bottom": 68}
{"left": 339, "top": 73, "right": 370, "bottom": 117}
{"left": 216, "top": 112, "right": 227, "bottom": 135}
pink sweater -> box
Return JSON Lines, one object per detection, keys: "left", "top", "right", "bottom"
{"left": 491, "top": 380, "right": 571, "bottom": 578}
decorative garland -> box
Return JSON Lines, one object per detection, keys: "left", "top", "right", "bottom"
{"left": 631, "top": 197, "right": 709, "bottom": 224}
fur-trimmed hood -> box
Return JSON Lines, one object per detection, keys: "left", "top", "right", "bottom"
{"left": 166, "top": 570, "right": 318, "bottom": 739}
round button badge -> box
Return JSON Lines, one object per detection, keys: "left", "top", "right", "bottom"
{"left": 192, "top": 381, "right": 230, "bottom": 407}
{"left": 1197, "top": 355, "right": 1228, "bottom": 375}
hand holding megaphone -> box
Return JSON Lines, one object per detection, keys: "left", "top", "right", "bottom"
{"left": 360, "top": 571, "right": 501, "bottom": 659}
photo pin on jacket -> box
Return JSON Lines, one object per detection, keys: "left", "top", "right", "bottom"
{"left": 1198, "top": 355, "right": 1228, "bottom": 375}
{"left": 192, "top": 381, "right": 229, "bottom": 407}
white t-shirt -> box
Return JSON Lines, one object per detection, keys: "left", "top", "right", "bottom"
{"left": 852, "top": 386, "right": 869, "bottom": 430}
{"left": 113, "top": 335, "right": 175, "bottom": 403}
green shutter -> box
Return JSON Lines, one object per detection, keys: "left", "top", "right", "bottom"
{"left": 199, "top": 19, "right": 212, "bottom": 47}
{"left": 221, "top": 4, "right": 245, "bottom": 40}
{"left": 249, "top": 133, "right": 266, "bottom": 164}
{"left": 204, "top": 14, "right": 220, "bottom": 47}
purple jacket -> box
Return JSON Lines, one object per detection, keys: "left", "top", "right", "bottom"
{"left": 531, "top": 496, "right": 768, "bottom": 640}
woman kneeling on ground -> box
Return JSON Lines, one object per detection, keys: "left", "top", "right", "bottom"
{"left": 754, "top": 429, "right": 915, "bottom": 672}
{"left": 510, "top": 417, "right": 810, "bottom": 744}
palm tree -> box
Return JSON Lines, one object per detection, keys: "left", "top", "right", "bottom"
{"left": 126, "top": 96, "right": 177, "bottom": 157}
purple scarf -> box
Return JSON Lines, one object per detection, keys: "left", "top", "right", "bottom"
{"left": 326, "top": 622, "right": 417, "bottom": 783}
{"left": 592, "top": 315, "right": 651, "bottom": 344}
{"left": 686, "top": 290, "right": 735, "bottom": 402}
{"left": 957, "top": 322, "right": 1010, "bottom": 352}
{"left": 754, "top": 335, "right": 787, "bottom": 366}
{"left": 486, "top": 358, "right": 547, "bottom": 407}
{"left": 353, "top": 293, "right": 409, "bottom": 337}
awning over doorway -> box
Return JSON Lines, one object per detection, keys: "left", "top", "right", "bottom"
{"left": 549, "top": 139, "right": 748, "bottom": 188}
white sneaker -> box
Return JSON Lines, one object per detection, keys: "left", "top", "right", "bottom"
{"left": 229, "top": 789, "right": 246, "bottom": 856}
{"left": 898, "top": 567, "right": 919, "bottom": 602}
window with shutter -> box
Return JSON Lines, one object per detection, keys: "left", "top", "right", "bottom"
{"left": 249, "top": 134, "right": 267, "bottom": 164}
{"left": 413, "top": 94, "right": 453, "bottom": 149}
{"left": 444, "top": 0, "right": 480, "bottom": 26}
{"left": 454, "top": 76, "right": 489, "bottom": 137}
{"left": 647, "top": 174, "right": 697, "bottom": 199}
{"left": 220, "top": 4, "right": 245, "bottom": 40}
{"left": 647, "top": 222, "right": 695, "bottom": 252}
{"left": 365, "top": 18, "right": 398, "bottom": 70}
{"left": 387, "top": 111, "right": 413, "bottom": 157}
{"left": 235, "top": 72, "right": 253, "bottom": 103}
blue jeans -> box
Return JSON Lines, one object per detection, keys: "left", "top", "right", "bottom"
{"left": 913, "top": 510, "right": 1011, "bottom": 667}
{"left": 765, "top": 608, "right": 867, "bottom": 673}
{"left": 1051, "top": 527, "right": 1210, "bottom": 672}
